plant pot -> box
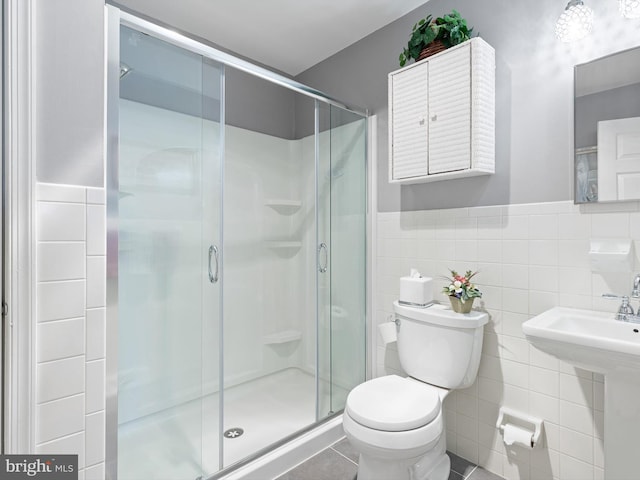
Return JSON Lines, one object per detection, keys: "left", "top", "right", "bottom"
{"left": 449, "top": 296, "right": 474, "bottom": 314}
{"left": 416, "top": 40, "right": 447, "bottom": 61}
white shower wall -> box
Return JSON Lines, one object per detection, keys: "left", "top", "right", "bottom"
{"left": 224, "top": 122, "right": 313, "bottom": 384}
{"left": 225, "top": 116, "right": 367, "bottom": 391}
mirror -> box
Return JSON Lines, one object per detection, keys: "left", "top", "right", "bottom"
{"left": 574, "top": 46, "right": 640, "bottom": 203}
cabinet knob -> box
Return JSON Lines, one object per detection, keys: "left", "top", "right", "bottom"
{"left": 431, "top": 114, "right": 438, "bottom": 121}
{"left": 419, "top": 118, "right": 425, "bottom": 126}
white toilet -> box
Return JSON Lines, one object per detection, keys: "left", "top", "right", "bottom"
{"left": 343, "top": 301, "right": 488, "bottom": 480}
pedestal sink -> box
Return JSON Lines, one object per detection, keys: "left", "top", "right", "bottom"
{"left": 523, "top": 307, "right": 640, "bottom": 480}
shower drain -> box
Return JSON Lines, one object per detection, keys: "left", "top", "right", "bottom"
{"left": 224, "top": 427, "right": 244, "bottom": 439}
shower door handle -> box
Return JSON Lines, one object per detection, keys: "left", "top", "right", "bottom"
{"left": 318, "top": 243, "right": 328, "bottom": 273}
{"left": 208, "top": 245, "right": 219, "bottom": 283}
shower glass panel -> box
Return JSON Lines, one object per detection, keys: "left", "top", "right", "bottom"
{"left": 223, "top": 68, "right": 318, "bottom": 465}
{"left": 317, "top": 104, "right": 367, "bottom": 417}
{"left": 117, "top": 25, "right": 222, "bottom": 479}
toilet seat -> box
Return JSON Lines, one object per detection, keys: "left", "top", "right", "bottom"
{"left": 346, "top": 375, "right": 441, "bottom": 431}
{"left": 343, "top": 404, "right": 444, "bottom": 457}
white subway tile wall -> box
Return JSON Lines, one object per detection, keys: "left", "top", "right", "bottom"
{"left": 374, "top": 200, "right": 640, "bottom": 480}
{"left": 35, "top": 431, "right": 86, "bottom": 472}
{"left": 35, "top": 183, "right": 106, "bottom": 477}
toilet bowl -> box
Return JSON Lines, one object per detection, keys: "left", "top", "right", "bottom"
{"left": 343, "top": 375, "right": 450, "bottom": 480}
{"left": 344, "top": 302, "right": 488, "bottom": 480}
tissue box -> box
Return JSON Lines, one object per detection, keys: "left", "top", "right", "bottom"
{"left": 399, "top": 273, "right": 433, "bottom": 307}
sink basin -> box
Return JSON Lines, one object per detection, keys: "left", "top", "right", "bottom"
{"left": 523, "top": 306, "right": 640, "bottom": 479}
{"left": 522, "top": 306, "right": 640, "bottom": 374}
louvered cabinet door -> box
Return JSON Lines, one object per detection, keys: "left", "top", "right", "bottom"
{"left": 427, "top": 43, "right": 471, "bottom": 174}
{"left": 389, "top": 62, "right": 429, "bottom": 180}
{"left": 387, "top": 38, "right": 494, "bottom": 184}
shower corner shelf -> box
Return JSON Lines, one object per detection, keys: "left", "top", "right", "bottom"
{"left": 266, "top": 241, "right": 302, "bottom": 249}
{"left": 264, "top": 199, "right": 302, "bottom": 214}
{"left": 263, "top": 329, "right": 303, "bottom": 345}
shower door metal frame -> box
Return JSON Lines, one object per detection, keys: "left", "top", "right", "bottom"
{"left": 105, "top": 6, "right": 370, "bottom": 479}
{"left": 105, "top": 7, "right": 119, "bottom": 479}
{"left": 113, "top": 7, "right": 367, "bottom": 118}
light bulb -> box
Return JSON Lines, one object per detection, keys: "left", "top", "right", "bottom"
{"left": 619, "top": 0, "right": 640, "bottom": 18}
{"left": 555, "top": 0, "right": 594, "bottom": 42}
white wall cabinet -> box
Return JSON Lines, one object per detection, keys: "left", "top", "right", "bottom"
{"left": 388, "top": 37, "right": 495, "bottom": 184}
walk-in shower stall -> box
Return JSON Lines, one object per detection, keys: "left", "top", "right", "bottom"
{"left": 106, "top": 8, "right": 368, "bottom": 480}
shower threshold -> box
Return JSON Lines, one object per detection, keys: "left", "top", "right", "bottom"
{"left": 212, "top": 415, "right": 344, "bottom": 480}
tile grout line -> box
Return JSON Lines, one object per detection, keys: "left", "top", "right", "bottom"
{"left": 329, "top": 446, "right": 358, "bottom": 467}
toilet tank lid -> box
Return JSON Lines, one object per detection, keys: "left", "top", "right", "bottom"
{"left": 393, "top": 301, "right": 488, "bottom": 328}
{"left": 346, "top": 375, "right": 440, "bottom": 432}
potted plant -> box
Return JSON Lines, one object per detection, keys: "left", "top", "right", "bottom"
{"left": 399, "top": 10, "right": 474, "bottom": 67}
{"left": 442, "top": 269, "right": 482, "bottom": 313}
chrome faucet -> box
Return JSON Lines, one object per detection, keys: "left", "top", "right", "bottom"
{"left": 602, "top": 293, "right": 640, "bottom": 323}
{"left": 632, "top": 273, "right": 640, "bottom": 298}
{"left": 616, "top": 296, "right": 635, "bottom": 321}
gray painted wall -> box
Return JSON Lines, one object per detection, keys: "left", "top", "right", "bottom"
{"left": 121, "top": 63, "right": 317, "bottom": 140}
{"left": 295, "top": 0, "right": 640, "bottom": 212}
{"left": 575, "top": 82, "right": 640, "bottom": 149}
{"left": 35, "top": 0, "right": 105, "bottom": 187}
{"left": 120, "top": 23, "right": 304, "bottom": 140}
{"left": 226, "top": 67, "right": 314, "bottom": 140}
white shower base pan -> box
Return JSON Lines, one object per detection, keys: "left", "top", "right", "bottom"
{"left": 118, "top": 368, "right": 343, "bottom": 480}
{"left": 220, "top": 415, "right": 344, "bottom": 480}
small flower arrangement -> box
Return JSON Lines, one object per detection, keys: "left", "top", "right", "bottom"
{"left": 442, "top": 269, "right": 482, "bottom": 303}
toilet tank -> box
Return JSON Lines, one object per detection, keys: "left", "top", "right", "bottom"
{"left": 393, "top": 301, "right": 488, "bottom": 389}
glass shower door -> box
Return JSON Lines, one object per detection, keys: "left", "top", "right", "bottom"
{"left": 117, "top": 25, "right": 223, "bottom": 479}
{"left": 221, "top": 70, "right": 318, "bottom": 467}
{"left": 317, "top": 104, "right": 367, "bottom": 417}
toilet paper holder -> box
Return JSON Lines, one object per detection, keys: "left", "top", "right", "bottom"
{"left": 496, "top": 407, "right": 544, "bottom": 448}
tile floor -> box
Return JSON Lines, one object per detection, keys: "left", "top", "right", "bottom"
{"left": 277, "top": 438, "right": 505, "bottom": 480}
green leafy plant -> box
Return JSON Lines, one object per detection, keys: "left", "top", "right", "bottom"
{"left": 399, "top": 10, "right": 474, "bottom": 67}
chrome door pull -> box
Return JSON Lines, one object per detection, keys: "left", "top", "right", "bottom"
{"left": 318, "top": 242, "right": 328, "bottom": 273}
{"left": 208, "top": 245, "right": 219, "bottom": 283}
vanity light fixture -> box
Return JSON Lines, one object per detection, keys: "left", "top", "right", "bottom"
{"left": 555, "top": 0, "right": 594, "bottom": 42}
{"left": 619, "top": 0, "right": 640, "bottom": 18}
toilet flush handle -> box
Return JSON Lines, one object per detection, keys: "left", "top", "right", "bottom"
{"left": 388, "top": 314, "right": 401, "bottom": 327}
